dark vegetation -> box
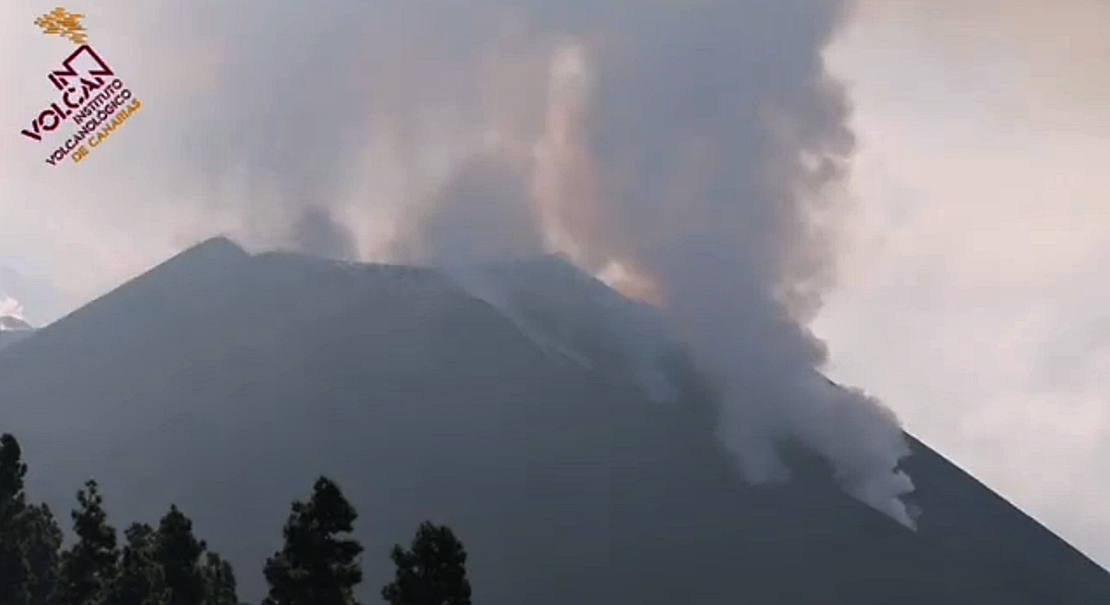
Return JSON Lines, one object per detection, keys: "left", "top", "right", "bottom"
{"left": 0, "top": 433, "right": 472, "bottom": 605}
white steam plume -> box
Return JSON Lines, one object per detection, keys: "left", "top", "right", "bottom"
{"left": 162, "top": 0, "right": 916, "bottom": 527}
{"left": 539, "top": 2, "right": 918, "bottom": 526}
{"left": 0, "top": 295, "right": 24, "bottom": 319}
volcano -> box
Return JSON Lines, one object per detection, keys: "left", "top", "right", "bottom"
{"left": 0, "top": 237, "right": 1107, "bottom": 604}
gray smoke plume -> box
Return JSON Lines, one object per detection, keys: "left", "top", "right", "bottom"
{"left": 529, "top": 0, "right": 915, "bottom": 527}
{"left": 292, "top": 207, "right": 359, "bottom": 262}
{"left": 396, "top": 154, "right": 546, "bottom": 267}
{"left": 163, "top": 0, "right": 916, "bottom": 527}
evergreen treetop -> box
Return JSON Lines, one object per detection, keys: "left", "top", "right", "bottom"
{"left": 382, "top": 521, "right": 472, "bottom": 605}
{"left": 262, "top": 476, "right": 364, "bottom": 605}
{"left": 0, "top": 433, "right": 31, "bottom": 605}
{"left": 54, "top": 480, "right": 119, "bottom": 605}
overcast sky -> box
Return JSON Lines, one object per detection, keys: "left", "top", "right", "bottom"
{"left": 2, "top": 0, "right": 1109, "bottom": 568}
{"left": 818, "top": 0, "right": 1110, "bottom": 565}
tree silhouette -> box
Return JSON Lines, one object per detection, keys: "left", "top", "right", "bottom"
{"left": 54, "top": 480, "right": 119, "bottom": 605}
{"left": 0, "top": 433, "right": 30, "bottom": 605}
{"left": 110, "top": 523, "right": 169, "bottom": 605}
{"left": 382, "top": 522, "right": 472, "bottom": 605}
{"left": 262, "top": 477, "right": 363, "bottom": 605}
{"left": 0, "top": 435, "right": 481, "bottom": 605}
{"left": 153, "top": 506, "right": 207, "bottom": 605}
{"left": 201, "top": 551, "right": 240, "bottom": 605}
{"left": 22, "top": 503, "right": 63, "bottom": 605}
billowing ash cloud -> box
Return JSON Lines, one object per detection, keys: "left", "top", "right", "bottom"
{"left": 161, "top": 0, "right": 916, "bottom": 526}
{"left": 528, "top": 1, "right": 915, "bottom": 526}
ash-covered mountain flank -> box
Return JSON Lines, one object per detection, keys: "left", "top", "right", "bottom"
{"left": 1, "top": 238, "right": 1108, "bottom": 604}
{"left": 0, "top": 307, "right": 34, "bottom": 352}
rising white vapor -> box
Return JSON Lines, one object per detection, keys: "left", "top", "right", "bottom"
{"left": 19, "top": 0, "right": 917, "bottom": 527}
{"left": 0, "top": 295, "right": 24, "bottom": 319}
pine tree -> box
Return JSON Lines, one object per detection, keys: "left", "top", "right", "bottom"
{"left": 108, "top": 523, "right": 169, "bottom": 605}
{"left": 0, "top": 433, "right": 31, "bottom": 605}
{"left": 124, "top": 522, "right": 156, "bottom": 548}
{"left": 153, "top": 506, "right": 207, "bottom": 605}
{"left": 54, "top": 480, "right": 119, "bottom": 605}
{"left": 201, "top": 552, "right": 239, "bottom": 605}
{"left": 22, "top": 503, "right": 63, "bottom": 605}
{"left": 261, "top": 477, "right": 363, "bottom": 605}
{"left": 381, "top": 522, "right": 472, "bottom": 605}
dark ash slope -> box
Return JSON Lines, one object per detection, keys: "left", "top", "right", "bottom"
{"left": 1, "top": 238, "right": 1107, "bottom": 604}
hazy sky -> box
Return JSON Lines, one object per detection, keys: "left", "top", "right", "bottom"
{"left": 819, "top": 0, "right": 1110, "bottom": 565}
{"left": 2, "top": 0, "right": 1109, "bottom": 567}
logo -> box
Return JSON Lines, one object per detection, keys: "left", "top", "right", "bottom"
{"left": 34, "top": 7, "right": 88, "bottom": 45}
{"left": 21, "top": 8, "right": 143, "bottom": 166}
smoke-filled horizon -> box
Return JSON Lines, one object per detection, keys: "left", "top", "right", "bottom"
{"left": 8, "top": 0, "right": 916, "bottom": 526}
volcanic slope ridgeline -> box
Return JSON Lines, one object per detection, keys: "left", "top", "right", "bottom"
{"left": 1, "top": 237, "right": 1108, "bottom": 604}
{"left": 0, "top": 315, "right": 33, "bottom": 352}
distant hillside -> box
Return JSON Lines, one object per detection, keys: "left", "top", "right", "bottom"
{"left": 0, "top": 314, "right": 33, "bottom": 352}
{"left": 1, "top": 237, "right": 1108, "bottom": 604}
